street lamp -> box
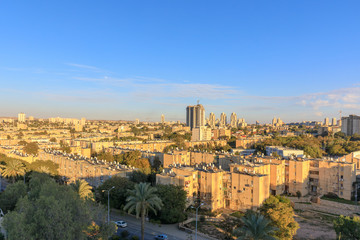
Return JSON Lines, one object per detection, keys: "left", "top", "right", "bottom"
{"left": 103, "top": 186, "right": 115, "bottom": 223}
{"left": 191, "top": 202, "right": 204, "bottom": 240}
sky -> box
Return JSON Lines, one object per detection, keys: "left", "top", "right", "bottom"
{"left": 0, "top": 1, "right": 360, "bottom": 123}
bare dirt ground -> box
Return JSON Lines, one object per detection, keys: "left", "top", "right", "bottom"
{"left": 294, "top": 211, "right": 337, "bottom": 240}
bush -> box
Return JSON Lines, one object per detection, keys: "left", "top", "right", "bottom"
{"left": 324, "top": 192, "right": 338, "bottom": 199}
{"left": 121, "top": 230, "right": 129, "bottom": 238}
{"left": 230, "top": 211, "right": 244, "bottom": 218}
{"left": 131, "top": 236, "right": 139, "bottom": 240}
{"left": 110, "top": 235, "right": 121, "bottom": 240}
{"left": 200, "top": 215, "right": 206, "bottom": 222}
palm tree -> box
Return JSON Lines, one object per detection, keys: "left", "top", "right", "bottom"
{"left": 1, "top": 159, "right": 26, "bottom": 183}
{"left": 124, "top": 182, "right": 163, "bottom": 240}
{"left": 235, "top": 213, "right": 277, "bottom": 240}
{"left": 71, "top": 179, "right": 94, "bottom": 200}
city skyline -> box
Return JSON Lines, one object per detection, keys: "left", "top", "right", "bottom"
{"left": 1, "top": 1, "right": 360, "bottom": 122}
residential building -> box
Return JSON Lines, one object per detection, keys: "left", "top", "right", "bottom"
{"left": 230, "top": 113, "right": 237, "bottom": 128}
{"left": 186, "top": 104, "right": 205, "bottom": 130}
{"left": 220, "top": 113, "right": 227, "bottom": 128}
{"left": 332, "top": 117, "right": 337, "bottom": 126}
{"left": 209, "top": 112, "right": 216, "bottom": 129}
{"left": 18, "top": 112, "right": 26, "bottom": 122}
{"left": 324, "top": 117, "right": 329, "bottom": 126}
{"left": 341, "top": 115, "right": 360, "bottom": 136}
{"left": 191, "top": 126, "right": 212, "bottom": 141}
{"left": 266, "top": 146, "right": 304, "bottom": 159}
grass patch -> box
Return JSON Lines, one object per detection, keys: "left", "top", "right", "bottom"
{"left": 321, "top": 196, "right": 358, "bottom": 206}
{"left": 230, "top": 211, "right": 244, "bottom": 218}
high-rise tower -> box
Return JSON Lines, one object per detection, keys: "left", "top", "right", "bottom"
{"left": 209, "top": 112, "right": 216, "bottom": 129}
{"left": 18, "top": 113, "right": 26, "bottom": 122}
{"left": 230, "top": 112, "right": 237, "bottom": 128}
{"left": 186, "top": 104, "right": 205, "bottom": 130}
{"left": 220, "top": 112, "right": 227, "bottom": 128}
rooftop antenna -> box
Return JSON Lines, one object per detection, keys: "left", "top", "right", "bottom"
{"left": 339, "top": 110, "right": 342, "bottom": 119}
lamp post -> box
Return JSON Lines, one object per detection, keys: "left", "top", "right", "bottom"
{"left": 103, "top": 186, "right": 115, "bottom": 223}
{"left": 192, "top": 202, "right": 204, "bottom": 240}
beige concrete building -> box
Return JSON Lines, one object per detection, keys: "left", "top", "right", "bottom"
{"left": 191, "top": 127, "right": 212, "bottom": 141}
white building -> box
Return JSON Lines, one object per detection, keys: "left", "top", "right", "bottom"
{"left": 18, "top": 112, "right": 26, "bottom": 122}
{"left": 266, "top": 146, "right": 304, "bottom": 159}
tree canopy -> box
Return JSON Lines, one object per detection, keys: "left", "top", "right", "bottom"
{"left": 23, "top": 142, "right": 39, "bottom": 155}
{"left": 153, "top": 184, "right": 187, "bottom": 224}
{"left": 3, "top": 173, "right": 115, "bottom": 240}
{"left": 259, "top": 195, "right": 299, "bottom": 240}
{"left": 96, "top": 176, "right": 135, "bottom": 210}
{"left": 333, "top": 215, "right": 360, "bottom": 240}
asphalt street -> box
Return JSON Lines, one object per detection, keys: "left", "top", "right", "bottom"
{"left": 111, "top": 212, "right": 213, "bottom": 240}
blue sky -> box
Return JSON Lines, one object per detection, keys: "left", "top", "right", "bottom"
{"left": 1, "top": 1, "right": 360, "bottom": 123}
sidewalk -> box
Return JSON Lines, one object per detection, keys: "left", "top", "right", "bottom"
{"left": 110, "top": 209, "right": 216, "bottom": 240}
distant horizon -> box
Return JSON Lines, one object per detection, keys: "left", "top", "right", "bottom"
{"left": 0, "top": 111, "right": 345, "bottom": 125}
{"left": 1, "top": 1, "right": 360, "bottom": 123}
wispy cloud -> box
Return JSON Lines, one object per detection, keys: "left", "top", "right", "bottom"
{"left": 131, "top": 82, "right": 239, "bottom": 100}
{"left": 297, "top": 87, "right": 360, "bottom": 110}
{"left": 66, "top": 63, "right": 101, "bottom": 71}
{"left": 38, "top": 90, "right": 116, "bottom": 103}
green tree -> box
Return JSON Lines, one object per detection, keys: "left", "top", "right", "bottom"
{"left": 333, "top": 215, "right": 360, "bottom": 240}
{"left": 23, "top": 142, "right": 39, "bottom": 155}
{"left": 129, "top": 170, "right": 149, "bottom": 183}
{"left": 234, "top": 213, "right": 277, "bottom": 240}
{"left": 18, "top": 140, "right": 28, "bottom": 146}
{"left": 59, "top": 141, "right": 71, "bottom": 153}
{"left": 124, "top": 183, "right": 163, "bottom": 240}
{"left": 97, "top": 151, "right": 114, "bottom": 162}
{"left": 96, "top": 176, "right": 135, "bottom": 209}
{"left": 0, "top": 181, "right": 27, "bottom": 213}
{"left": 28, "top": 160, "right": 59, "bottom": 175}
{"left": 1, "top": 159, "right": 26, "bottom": 182}
{"left": 71, "top": 179, "right": 94, "bottom": 201}
{"left": 152, "top": 156, "right": 162, "bottom": 172}
{"left": 259, "top": 195, "right": 299, "bottom": 240}
{"left": 3, "top": 173, "right": 114, "bottom": 240}
{"left": 154, "top": 184, "right": 187, "bottom": 224}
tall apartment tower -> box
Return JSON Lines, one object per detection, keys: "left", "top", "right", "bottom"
{"left": 18, "top": 112, "right": 26, "bottom": 122}
{"left": 324, "top": 117, "right": 329, "bottom": 126}
{"left": 341, "top": 115, "right": 360, "bottom": 136}
{"left": 230, "top": 112, "right": 237, "bottom": 128}
{"left": 331, "top": 117, "right": 337, "bottom": 126}
{"left": 220, "top": 112, "right": 227, "bottom": 128}
{"left": 186, "top": 104, "right": 205, "bottom": 130}
{"left": 161, "top": 114, "right": 165, "bottom": 124}
{"left": 209, "top": 112, "right": 216, "bottom": 129}
{"left": 272, "top": 117, "right": 277, "bottom": 126}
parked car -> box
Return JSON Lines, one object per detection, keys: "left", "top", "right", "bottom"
{"left": 154, "top": 234, "right": 168, "bottom": 240}
{"left": 114, "top": 221, "right": 127, "bottom": 228}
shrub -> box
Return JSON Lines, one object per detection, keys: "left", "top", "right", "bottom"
{"left": 131, "top": 236, "right": 139, "bottom": 240}
{"left": 324, "top": 192, "right": 338, "bottom": 199}
{"left": 121, "top": 230, "right": 129, "bottom": 238}
{"left": 200, "top": 215, "right": 206, "bottom": 222}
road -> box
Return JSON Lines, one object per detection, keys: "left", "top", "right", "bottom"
{"left": 111, "top": 211, "right": 214, "bottom": 240}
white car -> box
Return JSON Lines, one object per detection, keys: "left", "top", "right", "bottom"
{"left": 114, "top": 221, "right": 127, "bottom": 228}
